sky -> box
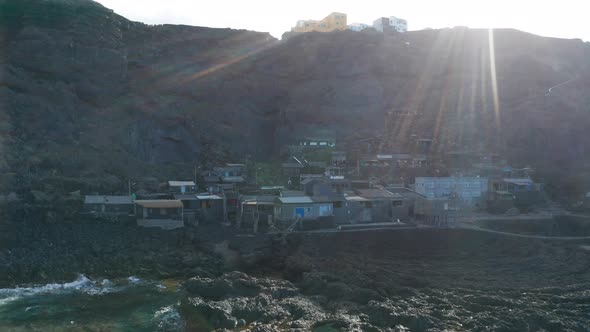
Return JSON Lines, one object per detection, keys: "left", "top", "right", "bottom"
{"left": 96, "top": 0, "right": 590, "bottom": 41}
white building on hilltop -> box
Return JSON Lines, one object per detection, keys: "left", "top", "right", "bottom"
{"left": 348, "top": 23, "right": 370, "bottom": 31}
{"left": 390, "top": 16, "right": 408, "bottom": 32}
{"left": 373, "top": 16, "right": 408, "bottom": 33}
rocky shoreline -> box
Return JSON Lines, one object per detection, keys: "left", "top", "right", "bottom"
{"left": 0, "top": 220, "right": 231, "bottom": 288}
{"left": 3, "top": 222, "right": 590, "bottom": 330}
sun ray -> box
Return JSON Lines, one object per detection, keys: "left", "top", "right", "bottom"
{"left": 488, "top": 28, "right": 501, "bottom": 130}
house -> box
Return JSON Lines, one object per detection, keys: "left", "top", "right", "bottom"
{"left": 168, "top": 181, "right": 196, "bottom": 194}
{"left": 274, "top": 195, "right": 334, "bottom": 230}
{"left": 83, "top": 195, "right": 134, "bottom": 220}
{"left": 292, "top": 12, "right": 347, "bottom": 33}
{"left": 373, "top": 16, "right": 408, "bottom": 33}
{"left": 331, "top": 151, "right": 347, "bottom": 166}
{"left": 299, "top": 176, "right": 348, "bottom": 225}
{"left": 386, "top": 186, "right": 426, "bottom": 217}
{"left": 348, "top": 23, "right": 370, "bottom": 31}
{"left": 213, "top": 164, "right": 246, "bottom": 183}
{"left": 356, "top": 188, "right": 407, "bottom": 222}
{"left": 135, "top": 200, "right": 184, "bottom": 230}
{"left": 344, "top": 195, "right": 373, "bottom": 223}
{"left": 416, "top": 138, "right": 433, "bottom": 153}
{"left": 490, "top": 178, "right": 544, "bottom": 207}
{"left": 300, "top": 173, "right": 324, "bottom": 182}
{"left": 410, "top": 155, "right": 431, "bottom": 168}
{"left": 414, "top": 177, "right": 489, "bottom": 204}
{"left": 414, "top": 198, "right": 460, "bottom": 226}
{"left": 298, "top": 137, "right": 336, "bottom": 148}
{"left": 389, "top": 17, "right": 408, "bottom": 32}
{"left": 487, "top": 190, "right": 516, "bottom": 214}
{"left": 492, "top": 178, "right": 542, "bottom": 193}
{"left": 195, "top": 194, "right": 225, "bottom": 224}
{"left": 173, "top": 194, "right": 199, "bottom": 225}
{"left": 301, "top": 177, "right": 350, "bottom": 196}
{"left": 239, "top": 195, "right": 277, "bottom": 232}
{"left": 205, "top": 183, "right": 235, "bottom": 194}
{"left": 282, "top": 162, "right": 305, "bottom": 177}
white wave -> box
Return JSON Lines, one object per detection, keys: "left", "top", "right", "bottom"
{"left": 127, "top": 276, "right": 141, "bottom": 283}
{"left": 0, "top": 275, "right": 130, "bottom": 304}
{"left": 153, "top": 305, "right": 183, "bottom": 331}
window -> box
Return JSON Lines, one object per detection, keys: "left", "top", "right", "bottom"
{"left": 160, "top": 208, "right": 168, "bottom": 215}
{"left": 201, "top": 200, "right": 212, "bottom": 209}
{"left": 392, "top": 200, "right": 403, "bottom": 207}
{"left": 334, "top": 201, "right": 343, "bottom": 208}
{"left": 362, "top": 201, "right": 373, "bottom": 208}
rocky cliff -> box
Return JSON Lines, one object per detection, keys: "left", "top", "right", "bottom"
{"left": 2, "top": 0, "right": 590, "bottom": 201}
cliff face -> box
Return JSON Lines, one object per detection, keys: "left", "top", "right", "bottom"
{"left": 1, "top": 0, "right": 590, "bottom": 197}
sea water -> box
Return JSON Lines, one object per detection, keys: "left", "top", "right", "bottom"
{"left": 0, "top": 275, "right": 184, "bottom": 331}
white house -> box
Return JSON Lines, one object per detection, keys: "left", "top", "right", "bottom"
{"left": 168, "top": 181, "right": 196, "bottom": 194}
{"left": 373, "top": 16, "right": 408, "bottom": 33}
{"left": 389, "top": 16, "right": 408, "bottom": 32}
{"left": 414, "top": 177, "right": 488, "bottom": 203}
{"left": 348, "top": 23, "right": 370, "bottom": 31}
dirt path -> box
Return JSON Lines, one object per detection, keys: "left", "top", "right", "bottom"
{"left": 456, "top": 223, "right": 590, "bottom": 241}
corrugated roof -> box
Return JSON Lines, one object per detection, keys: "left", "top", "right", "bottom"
{"left": 282, "top": 163, "right": 304, "bottom": 168}
{"left": 278, "top": 196, "right": 313, "bottom": 204}
{"left": 241, "top": 195, "right": 277, "bottom": 204}
{"left": 221, "top": 176, "right": 245, "bottom": 183}
{"left": 503, "top": 178, "right": 534, "bottom": 186}
{"left": 196, "top": 195, "right": 223, "bottom": 200}
{"left": 281, "top": 191, "right": 307, "bottom": 197}
{"left": 345, "top": 196, "right": 369, "bottom": 202}
{"left": 356, "top": 189, "right": 401, "bottom": 199}
{"left": 135, "top": 200, "right": 183, "bottom": 208}
{"left": 312, "top": 196, "right": 344, "bottom": 203}
{"left": 386, "top": 187, "right": 426, "bottom": 199}
{"left": 168, "top": 181, "right": 195, "bottom": 187}
{"left": 174, "top": 194, "right": 198, "bottom": 200}
{"left": 84, "top": 195, "right": 133, "bottom": 205}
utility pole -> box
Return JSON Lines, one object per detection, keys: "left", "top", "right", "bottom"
{"left": 194, "top": 163, "right": 198, "bottom": 189}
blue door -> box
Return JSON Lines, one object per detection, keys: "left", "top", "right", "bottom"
{"left": 295, "top": 207, "right": 305, "bottom": 218}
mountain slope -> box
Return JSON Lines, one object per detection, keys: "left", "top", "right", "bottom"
{"left": 1, "top": 0, "right": 590, "bottom": 202}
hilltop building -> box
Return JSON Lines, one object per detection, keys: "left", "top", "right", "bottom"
{"left": 292, "top": 12, "right": 347, "bottom": 33}
{"left": 373, "top": 16, "right": 408, "bottom": 33}
{"left": 348, "top": 23, "right": 370, "bottom": 31}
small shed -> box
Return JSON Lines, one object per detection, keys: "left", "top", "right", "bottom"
{"left": 239, "top": 195, "right": 277, "bottom": 232}
{"left": 83, "top": 195, "right": 134, "bottom": 220}
{"left": 312, "top": 195, "right": 346, "bottom": 224}
{"left": 196, "top": 194, "right": 225, "bottom": 223}
{"left": 274, "top": 196, "right": 333, "bottom": 223}
{"left": 135, "top": 200, "right": 184, "bottom": 230}
{"left": 282, "top": 162, "right": 305, "bottom": 177}
{"left": 174, "top": 194, "right": 200, "bottom": 226}
{"left": 386, "top": 186, "right": 426, "bottom": 217}
{"left": 356, "top": 189, "right": 407, "bottom": 222}
{"left": 168, "top": 181, "right": 196, "bottom": 194}
{"left": 344, "top": 195, "right": 373, "bottom": 223}
{"left": 414, "top": 198, "right": 460, "bottom": 226}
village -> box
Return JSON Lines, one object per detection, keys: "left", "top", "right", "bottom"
{"left": 80, "top": 132, "right": 561, "bottom": 234}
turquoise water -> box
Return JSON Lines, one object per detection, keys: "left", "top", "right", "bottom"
{"left": 0, "top": 275, "right": 184, "bottom": 331}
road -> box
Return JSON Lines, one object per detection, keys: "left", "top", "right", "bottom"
{"left": 268, "top": 222, "right": 590, "bottom": 241}
{"left": 455, "top": 223, "right": 590, "bottom": 241}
